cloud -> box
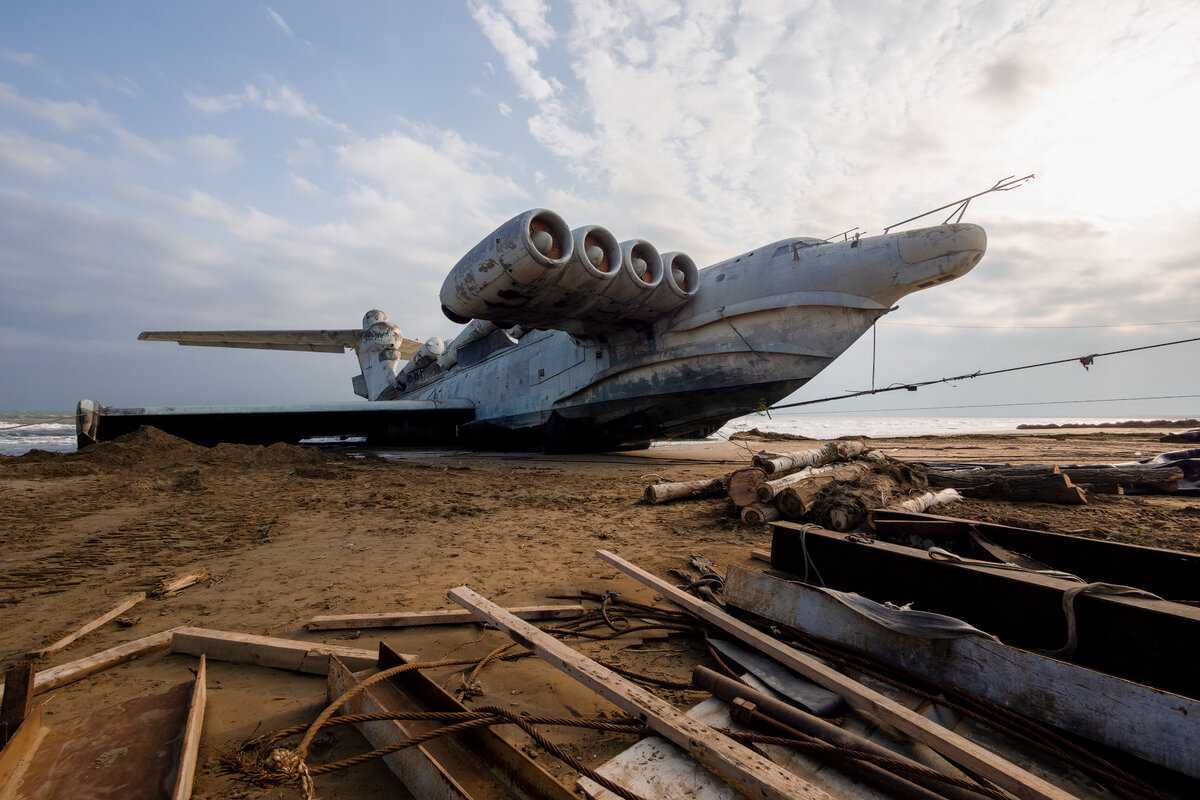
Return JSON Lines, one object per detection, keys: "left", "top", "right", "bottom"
{"left": 468, "top": 1, "right": 557, "bottom": 101}
{"left": 0, "top": 130, "right": 85, "bottom": 176}
{"left": 186, "top": 134, "right": 242, "bottom": 171}
{"left": 0, "top": 82, "right": 169, "bottom": 163}
{"left": 265, "top": 6, "right": 295, "bottom": 38}
{"left": 497, "top": 101, "right": 512, "bottom": 117}
{"left": 185, "top": 82, "right": 348, "bottom": 132}
{"left": 0, "top": 81, "right": 112, "bottom": 130}
{"left": 290, "top": 173, "right": 320, "bottom": 194}
{"left": 1, "top": 49, "right": 36, "bottom": 67}
{"left": 497, "top": 0, "right": 555, "bottom": 47}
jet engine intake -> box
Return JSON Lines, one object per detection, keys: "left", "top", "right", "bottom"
{"left": 580, "top": 239, "right": 664, "bottom": 322}
{"left": 439, "top": 208, "right": 573, "bottom": 325}
{"left": 640, "top": 251, "right": 699, "bottom": 318}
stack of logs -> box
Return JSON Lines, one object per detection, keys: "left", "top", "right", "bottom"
{"left": 644, "top": 441, "right": 960, "bottom": 531}
{"left": 643, "top": 442, "right": 1189, "bottom": 531}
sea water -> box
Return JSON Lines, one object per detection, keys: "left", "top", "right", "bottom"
{"left": 1, "top": 411, "right": 1193, "bottom": 457}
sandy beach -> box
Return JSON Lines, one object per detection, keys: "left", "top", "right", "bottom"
{"left": 2, "top": 428, "right": 1197, "bottom": 798}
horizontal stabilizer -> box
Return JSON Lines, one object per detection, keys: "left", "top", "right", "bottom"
{"left": 138, "top": 330, "right": 422, "bottom": 358}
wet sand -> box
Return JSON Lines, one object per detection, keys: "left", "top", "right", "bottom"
{"left": 1, "top": 428, "right": 1197, "bottom": 798}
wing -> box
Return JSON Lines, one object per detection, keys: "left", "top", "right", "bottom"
{"left": 138, "top": 330, "right": 422, "bottom": 358}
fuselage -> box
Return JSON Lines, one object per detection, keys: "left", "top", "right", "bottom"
{"left": 396, "top": 223, "right": 986, "bottom": 448}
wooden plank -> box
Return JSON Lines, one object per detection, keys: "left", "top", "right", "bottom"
{"left": 0, "top": 663, "right": 33, "bottom": 749}
{"left": 725, "top": 566, "right": 1200, "bottom": 780}
{"left": 448, "top": 585, "right": 834, "bottom": 800}
{"left": 327, "top": 657, "right": 472, "bottom": 800}
{"left": 1, "top": 681, "right": 192, "bottom": 800}
{"left": 170, "top": 655, "right": 206, "bottom": 800}
{"left": 0, "top": 705, "right": 47, "bottom": 799}
{"left": 28, "top": 592, "right": 147, "bottom": 659}
{"left": 306, "top": 604, "right": 585, "bottom": 631}
{"left": 870, "top": 508, "right": 1200, "bottom": 600}
{"left": 170, "top": 627, "right": 409, "bottom": 674}
{"left": 0, "top": 628, "right": 180, "bottom": 707}
{"left": 152, "top": 569, "right": 209, "bottom": 598}
{"left": 770, "top": 522, "right": 1200, "bottom": 694}
{"left": 596, "top": 549, "right": 1077, "bottom": 800}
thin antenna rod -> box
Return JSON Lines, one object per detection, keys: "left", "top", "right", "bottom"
{"left": 883, "top": 174, "right": 1035, "bottom": 234}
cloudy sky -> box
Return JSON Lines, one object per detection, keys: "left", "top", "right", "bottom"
{"left": 2, "top": 1, "right": 1198, "bottom": 417}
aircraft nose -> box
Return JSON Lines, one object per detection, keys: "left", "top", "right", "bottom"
{"left": 897, "top": 223, "right": 987, "bottom": 265}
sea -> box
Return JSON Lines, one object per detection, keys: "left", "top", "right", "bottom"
{"left": 1, "top": 410, "right": 1194, "bottom": 457}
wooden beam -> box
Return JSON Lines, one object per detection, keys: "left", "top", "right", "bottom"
{"left": 0, "top": 663, "right": 33, "bottom": 749}
{"left": 870, "top": 508, "right": 1200, "bottom": 600}
{"left": 0, "top": 628, "right": 180, "bottom": 707}
{"left": 0, "top": 705, "right": 46, "bottom": 797}
{"left": 170, "top": 655, "right": 206, "bottom": 800}
{"left": 170, "top": 627, "right": 410, "bottom": 674}
{"left": 596, "top": 549, "right": 1077, "bottom": 800}
{"left": 725, "top": 566, "right": 1200, "bottom": 780}
{"left": 28, "top": 592, "right": 147, "bottom": 659}
{"left": 769, "top": 522, "right": 1200, "bottom": 694}
{"left": 448, "top": 585, "right": 835, "bottom": 800}
{"left": 306, "top": 604, "right": 585, "bottom": 631}
{"left": 327, "top": 657, "right": 471, "bottom": 800}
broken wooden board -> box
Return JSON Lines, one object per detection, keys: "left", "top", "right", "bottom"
{"left": 448, "top": 585, "right": 835, "bottom": 800}
{"left": 169, "top": 655, "right": 205, "bottom": 800}
{"left": 305, "top": 604, "right": 585, "bottom": 631}
{"left": 769, "top": 521, "right": 1200, "bottom": 695}
{"left": 0, "top": 628, "right": 180, "bottom": 707}
{"left": 1, "top": 681, "right": 193, "bottom": 799}
{"left": 28, "top": 592, "right": 147, "bottom": 659}
{"left": 870, "top": 508, "right": 1200, "bottom": 600}
{"left": 0, "top": 705, "right": 47, "bottom": 797}
{"left": 169, "top": 627, "right": 412, "bottom": 674}
{"left": 596, "top": 549, "right": 1078, "bottom": 800}
{"left": 725, "top": 566, "right": 1200, "bottom": 780}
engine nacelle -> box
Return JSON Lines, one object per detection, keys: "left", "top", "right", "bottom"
{"left": 437, "top": 319, "right": 497, "bottom": 370}
{"left": 639, "top": 251, "right": 699, "bottom": 318}
{"left": 578, "top": 239, "right": 663, "bottom": 322}
{"left": 439, "top": 208, "right": 573, "bottom": 325}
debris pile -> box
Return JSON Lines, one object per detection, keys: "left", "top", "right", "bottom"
{"left": 643, "top": 441, "right": 1198, "bottom": 532}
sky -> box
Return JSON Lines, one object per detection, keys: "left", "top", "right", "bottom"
{"left": 1, "top": 0, "right": 1198, "bottom": 418}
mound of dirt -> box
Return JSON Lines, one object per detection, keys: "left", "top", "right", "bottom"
{"left": 1161, "top": 430, "right": 1200, "bottom": 443}
{"left": 2, "top": 426, "right": 335, "bottom": 478}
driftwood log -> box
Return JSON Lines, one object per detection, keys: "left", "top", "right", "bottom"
{"left": 727, "top": 468, "right": 769, "bottom": 507}
{"left": 644, "top": 476, "right": 728, "bottom": 504}
{"left": 810, "top": 473, "right": 906, "bottom": 531}
{"left": 957, "top": 473, "right": 1088, "bottom": 505}
{"left": 741, "top": 503, "right": 781, "bottom": 525}
{"left": 751, "top": 441, "right": 868, "bottom": 476}
{"left": 770, "top": 462, "right": 877, "bottom": 519}
{"left": 1062, "top": 466, "right": 1183, "bottom": 494}
{"left": 886, "top": 489, "right": 963, "bottom": 514}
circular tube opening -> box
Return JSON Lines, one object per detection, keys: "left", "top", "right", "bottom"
{"left": 527, "top": 209, "right": 572, "bottom": 264}
{"left": 664, "top": 253, "right": 699, "bottom": 296}
{"left": 622, "top": 240, "right": 663, "bottom": 288}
